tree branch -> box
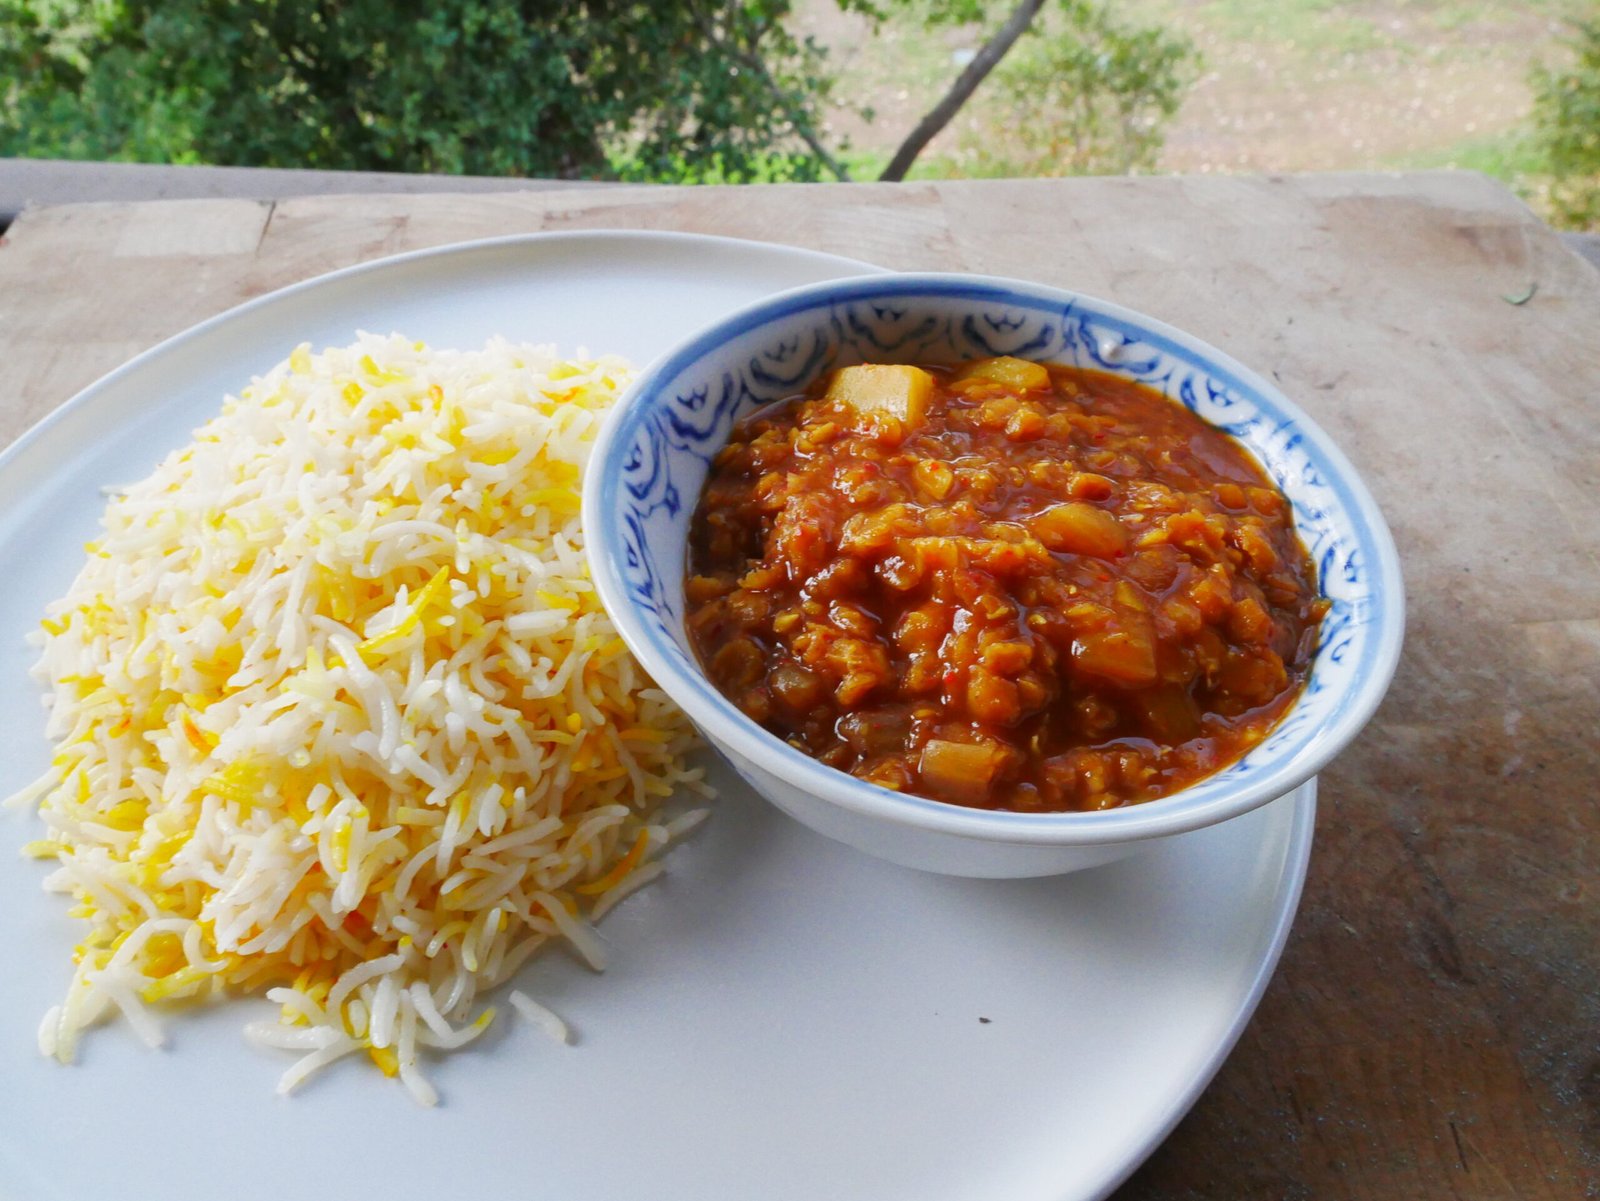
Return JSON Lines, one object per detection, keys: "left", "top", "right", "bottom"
{"left": 879, "top": 0, "right": 1045, "bottom": 182}
{"left": 750, "top": 51, "right": 854, "bottom": 181}
{"left": 689, "top": 0, "right": 852, "bottom": 181}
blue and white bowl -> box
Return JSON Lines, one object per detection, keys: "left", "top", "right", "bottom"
{"left": 583, "top": 273, "right": 1403, "bottom": 878}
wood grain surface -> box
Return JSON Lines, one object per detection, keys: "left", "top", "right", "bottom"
{"left": 2, "top": 172, "right": 1595, "bottom": 1198}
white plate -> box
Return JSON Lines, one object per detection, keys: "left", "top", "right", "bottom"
{"left": 0, "top": 232, "right": 1315, "bottom": 1201}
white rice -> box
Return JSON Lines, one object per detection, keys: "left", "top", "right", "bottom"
{"left": 10, "top": 334, "right": 709, "bottom": 1103}
{"left": 508, "top": 990, "right": 571, "bottom": 1045}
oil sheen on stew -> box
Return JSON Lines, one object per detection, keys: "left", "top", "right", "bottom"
{"left": 685, "top": 358, "right": 1327, "bottom": 812}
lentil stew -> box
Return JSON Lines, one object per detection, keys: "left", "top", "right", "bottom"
{"left": 685, "top": 358, "right": 1327, "bottom": 812}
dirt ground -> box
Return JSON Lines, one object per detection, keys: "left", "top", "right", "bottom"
{"left": 791, "top": 0, "right": 1583, "bottom": 182}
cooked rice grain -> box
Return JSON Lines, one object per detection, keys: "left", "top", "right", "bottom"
{"left": 8, "top": 334, "right": 708, "bottom": 1103}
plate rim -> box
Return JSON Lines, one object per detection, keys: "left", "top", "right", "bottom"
{"left": 0, "top": 230, "right": 1317, "bottom": 1201}
{"left": 1088, "top": 778, "right": 1316, "bottom": 1200}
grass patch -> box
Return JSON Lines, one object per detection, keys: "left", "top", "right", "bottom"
{"left": 1384, "top": 128, "right": 1545, "bottom": 177}
{"left": 838, "top": 145, "right": 1035, "bottom": 183}
{"left": 1382, "top": 128, "right": 1580, "bottom": 227}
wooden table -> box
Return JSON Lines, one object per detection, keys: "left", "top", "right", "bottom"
{"left": 2, "top": 173, "right": 1596, "bottom": 1197}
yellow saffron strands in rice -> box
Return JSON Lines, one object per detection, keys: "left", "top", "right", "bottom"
{"left": 6, "top": 334, "right": 710, "bottom": 1104}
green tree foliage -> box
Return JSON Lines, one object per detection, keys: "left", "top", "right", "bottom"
{"left": 976, "top": 0, "right": 1197, "bottom": 176}
{"left": 0, "top": 0, "right": 863, "bottom": 181}
{"left": 0, "top": 0, "right": 1197, "bottom": 183}
{"left": 1531, "top": 18, "right": 1600, "bottom": 230}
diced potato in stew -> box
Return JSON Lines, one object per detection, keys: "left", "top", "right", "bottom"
{"left": 686, "top": 360, "right": 1325, "bottom": 813}
{"left": 1072, "top": 629, "right": 1159, "bottom": 688}
{"left": 1030, "top": 502, "right": 1129, "bottom": 558}
{"left": 825, "top": 364, "right": 936, "bottom": 428}
{"left": 954, "top": 355, "right": 1051, "bottom": 391}
{"left": 918, "top": 739, "right": 1008, "bottom": 803}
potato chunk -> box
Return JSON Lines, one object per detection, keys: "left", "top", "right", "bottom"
{"left": 1073, "top": 629, "right": 1158, "bottom": 687}
{"left": 918, "top": 738, "right": 1006, "bottom": 802}
{"left": 954, "top": 356, "right": 1050, "bottom": 391}
{"left": 826, "top": 364, "right": 935, "bottom": 428}
{"left": 1029, "top": 502, "right": 1129, "bottom": 558}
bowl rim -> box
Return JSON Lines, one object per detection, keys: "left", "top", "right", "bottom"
{"left": 584, "top": 271, "right": 1405, "bottom": 846}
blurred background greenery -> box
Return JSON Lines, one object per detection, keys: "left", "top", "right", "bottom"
{"left": 1, "top": 0, "right": 1595, "bottom": 229}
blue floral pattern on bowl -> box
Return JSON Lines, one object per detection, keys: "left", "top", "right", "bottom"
{"left": 593, "top": 276, "right": 1400, "bottom": 818}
